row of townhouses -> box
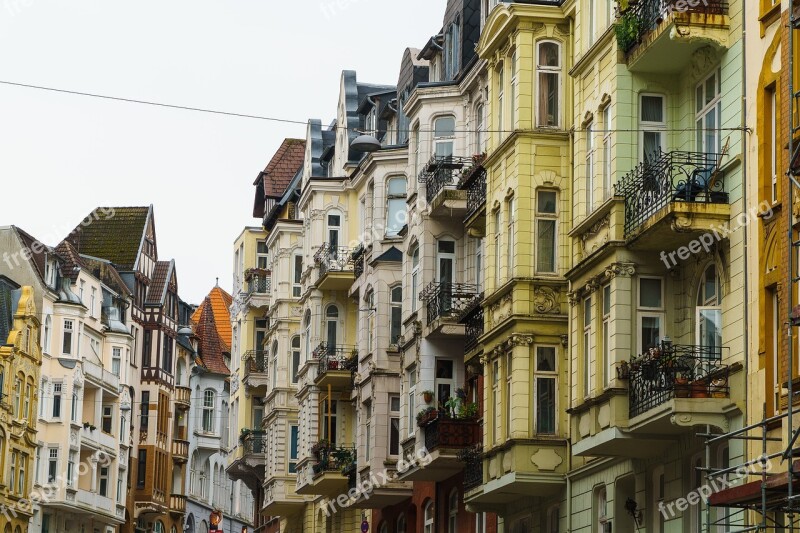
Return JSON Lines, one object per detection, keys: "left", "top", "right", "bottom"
{"left": 225, "top": 0, "right": 800, "bottom": 531}
{"left": 0, "top": 208, "right": 253, "bottom": 533}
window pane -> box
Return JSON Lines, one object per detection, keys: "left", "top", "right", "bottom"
{"left": 538, "top": 43, "right": 559, "bottom": 67}
{"left": 391, "top": 306, "right": 402, "bottom": 344}
{"left": 641, "top": 96, "right": 664, "bottom": 122}
{"left": 328, "top": 214, "right": 340, "bottom": 226}
{"left": 641, "top": 316, "right": 661, "bottom": 351}
{"left": 438, "top": 240, "right": 455, "bottom": 254}
{"left": 387, "top": 198, "right": 406, "bottom": 235}
{"left": 699, "top": 309, "right": 722, "bottom": 351}
{"left": 537, "top": 347, "right": 556, "bottom": 372}
{"left": 388, "top": 178, "right": 407, "bottom": 196}
{"left": 639, "top": 278, "right": 662, "bottom": 308}
{"left": 643, "top": 132, "right": 661, "bottom": 160}
{"left": 434, "top": 117, "right": 456, "bottom": 137}
{"left": 603, "top": 285, "right": 611, "bottom": 315}
{"left": 538, "top": 191, "right": 557, "bottom": 213}
{"left": 536, "top": 220, "right": 556, "bottom": 272}
{"left": 536, "top": 377, "right": 556, "bottom": 433}
{"left": 538, "top": 72, "right": 559, "bottom": 127}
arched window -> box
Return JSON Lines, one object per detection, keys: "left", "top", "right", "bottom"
{"left": 190, "top": 452, "right": 198, "bottom": 495}
{"left": 448, "top": 489, "right": 459, "bottom": 532}
{"left": 424, "top": 501, "right": 435, "bottom": 533}
{"left": 202, "top": 390, "right": 214, "bottom": 433}
{"left": 390, "top": 286, "right": 403, "bottom": 344}
{"left": 325, "top": 305, "right": 339, "bottom": 352}
{"left": 200, "top": 520, "right": 209, "bottom": 533}
{"left": 43, "top": 314, "right": 51, "bottom": 353}
{"left": 379, "top": 523, "right": 389, "bottom": 533}
{"left": 13, "top": 374, "right": 22, "bottom": 417}
{"left": 697, "top": 264, "right": 722, "bottom": 350}
{"left": 536, "top": 41, "right": 561, "bottom": 127}
{"left": 386, "top": 177, "right": 408, "bottom": 236}
{"left": 291, "top": 336, "right": 301, "bottom": 384}
{"left": 397, "top": 514, "right": 407, "bottom": 533}
{"left": 434, "top": 116, "right": 456, "bottom": 158}
{"left": 365, "top": 290, "right": 375, "bottom": 354}
{"left": 154, "top": 521, "right": 164, "bottom": 533}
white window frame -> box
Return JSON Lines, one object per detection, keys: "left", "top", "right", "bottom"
{"left": 536, "top": 41, "right": 561, "bottom": 128}
{"left": 407, "top": 366, "right": 416, "bottom": 438}
{"left": 640, "top": 93, "right": 667, "bottom": 161}
{"left": 534, "top": 345, "right": 558, "bottom": 435}
{"left": 390, "top": 285, "right": 402, "bottom": 345}
{"left": 202, "top": 390, "right": 214, "bottom": 434}
{"left": 583, "top": 297, "right": 593, "bottom": 398}
{"left": 424, "top": 501, "right": 435, "bottom": 533}
{"left": 507, "top": 197, "right": 516, "bottom": 280}
{"left": 586, "top": 122, "right": 595, "bottom": 211}
{"left": 602, "top": 106, "right": 612, "bottom": 200}
{"left": 695, "top": 69, "right": 722, "bottom": 154}
{"left": 62, "top": 319, "right": 73, "bottom": 356}
{"left": 433, "top": 116, "right": 456, "bottom": 159}
{"left": 256, "top": 240, "right": 269, "bottom": 270}
{"left": 602, "top": 284, "right": 611, "bottom": 388}
{"left": 637, "top": 277, "right": 665, "bottom": 353}
{"left": 291, "top": 336, "right": 301, "bottom": 384}
{"left": 448, "top": 489, "right": 459, "bottom": 533}
{"left": 411, "top": 246, "right": 420, "bottom": 312}
{"left": 386, "top": 176, "right": 408, "bottom": 237}
{"left": 389, "top": 395, "right": 400, "bottom": 457}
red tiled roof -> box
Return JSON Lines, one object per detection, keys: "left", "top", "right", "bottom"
{"left": 190, "top": 285, "right": 232, "bottom": 350}
{"left": 255, "top": 138, "right": 306, "bottom": 198}
{"left": 54, "top": 240, "right": 85, "bottom": 282}
{"left": 194, "top": 296, "right": 230, "bottom": 375}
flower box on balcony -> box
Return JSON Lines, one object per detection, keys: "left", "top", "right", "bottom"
{"left": 416, "top": 407, "right": 438, "bottom": 427}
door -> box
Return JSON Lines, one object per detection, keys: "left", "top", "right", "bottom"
{"left": 437, "top": 240, "right": 456, "bottom": 315}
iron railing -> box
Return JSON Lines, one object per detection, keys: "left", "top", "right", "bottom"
{"left": 242, "top": 350, "right": 268, "bottom": 374}
{"left": 614, "top": 150, "right": 727, "bottom": 235}
{"left": 423, "top": 416, "right": 481, "bottom": 452}
{"left": 627, "top": 341, "right": 729, "bottom": 418}
{"left": 619, "top": 0, "right": 728, "bottom": 53}
{"left": 313, "top": 343, "right": 357, "bottom": 375}
{"left": 420, "top": 281, "right": 479, "bottom": 324}
{"left": 247, "top": 271, "right": 271, "bottom": 294}
{"left": 460, "top": 294, "right": 484, "bottom": 353}
{"left": 458, "top": 444, "right": 484, "bottom": 490}
{"left": 351, "top": 244, "right": 366, "bottom": 279}
{"left": 420, "top": 155, "right": 472, "bottom": 204}
{"left": 458, "top": 155, "right": 487, "bottom": 219}
{"left": 312, "top": 446, "right": 356, "bottom": 477}
{"left": 314, "top": 244, "right": 355, "bottom": 279}
{"left": 241, "top": 430, "right": 267, "bottom": 455}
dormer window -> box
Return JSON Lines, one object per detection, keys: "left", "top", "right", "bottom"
{"left": 365, "top": 107, "right": 377, "bottom": 136}
{"left": 445, "top": 17, "right": 461, "bottom": 81}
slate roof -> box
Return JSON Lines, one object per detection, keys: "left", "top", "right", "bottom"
{"left": 252, "top": 139, "right": 306, "bottom": 218}
{"left": 190, "top": 285, "right": 232, "bottom": 350}
{"left": 65, "top": 207, "right": 151, "bottom": 269}
{"left": 78, "top": 255, "right": 133, "bottom": 297}
{"left": 146, "top": 260, "right": 173, "bottom": 305}
{"left": 13, "top": 226, "right": 51, "bottom": 284}
{"left": 194, "top": 296, "right": 230, "bottom": 375}
{"left": 54, "top": 240, "right": 85, "bottom": 282}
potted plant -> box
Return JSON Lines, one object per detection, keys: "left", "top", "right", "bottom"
{"left": 616, "top": 361, "right": 631, "bottom": 380}
{"left": 445, "top": 396, "right": 462, "bottom": 418}
{"left": 690, "top": 379, "right": 710, "bottom": 398}
{"left": 83, "top": 422, "right": 91, "bottom": 429}
{"left": 709, "top": 377, "right": 727, "bottom": 398}
{"left": 416, "top": 407, "right": 438, "bottom": 427}
{"left": 311, "top": 438, "right": 331, "bottom": 458}
{"left": 458, "top": 402, "right": 479, "bottom": 419}
{"left": 422, "top": 390, "right": 435, "bottom": 404}
{"left": 674, "top": 376, "right": 690, "bottom": 398}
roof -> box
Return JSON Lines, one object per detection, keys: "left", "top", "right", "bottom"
{"left": 194, "top": 296, "right": 230, "bottom": 375}
{"left": 373, "top": 246, "right": 403, "bottom": 263}
{"left": 78, "top": 255, "right": 133, "bottom": 297}
{"left": 252, "top": 139, "right": 306, "bottom": 218}
{"left": 13, "top": 226, "right": 51, "bottom": 284}
{"left": 145, "top": 260, "right": 174, "bottom": 305}
{"left": 54, "top": 240, "right": 85, "bottom": 282}
{"left": 65, "top": 207, "right": 151, "bottom": 269}
{"left": 190, "top": 285, "right": 232, "bottom": 350}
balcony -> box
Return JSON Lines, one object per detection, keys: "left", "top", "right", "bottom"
{"left": 400, "top": 415, "right": 481, "bottom": 482}
{"left": 460, "top": 294, "right": 484, "bottom": 354}
{"left": 615, "top": 150, "right": 730, "bottom": 250}
{"left": 263, "top": 477, "right": 307, "bottom": 516}
{"left": 313, "top": 343, "right": 357, "bottom": 391}
{"left": 420, "top": 155, "right": 470, "bottom": 216}
{"left": 420, "top": 282, "right": 478, "bottom": 336}
{"left": 351, "top": 244, "right": 366, "bottom": 279}
{"left": 459, "top": 444, "right": 484, "bottom": 492}
{"left": 76, "top": 489, "right": 118, "bottom": 519}
{"left": 171, "top": 438, "right": 189, "bottom": 463}
{"left": 174, "top": 386, "right": 191, "bottom": 410}
{"left": 227, "top": 430, "right": 267, "bottom": 492}
{"left": 83, "top": 359, "right": 120, "bottom": 393}
{"left": 169, "top": 493, "right": 187, "bottom": 515}
{"left": 314, "top": 244, "right": 356, "bottom": 291}
{"left": 245, "top": 268, "right": 271, "bottom": 308}
{"left": 242, "top": 350, "right": 269, "bottom": 389}
{"left": 458, "top": 155, "right": 487, "bottom": 225}
{"left": 297, "top": 445, "right": 355, "bottom": 497}
{"left": 618, "top": 0, "right": 730, "bottom": 72}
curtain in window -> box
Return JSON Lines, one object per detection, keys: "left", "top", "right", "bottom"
{"left": 536, "top": 220, "right": 556, "bottom": 272}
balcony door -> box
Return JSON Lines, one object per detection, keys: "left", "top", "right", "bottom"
{"left": 325, "top": 305, "right": 339, "bottom": 354}
{"left": 696, "top": 264, "right": 722, "bottom": 352}
{"left": 437, "top": 240, "right": 456, "bottom": 314}
{"left": 640, "top": 94, "right": 666, "bottom": 163}
{"left": 327, "top": 212, "right": 341, "bottom": 260}
{"left": 255, "top": 319, "right": 267, "bottom": 367}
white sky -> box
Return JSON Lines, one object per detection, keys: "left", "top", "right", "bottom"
{"left": 0, "top": 0, "right": 446, "bottom": 304}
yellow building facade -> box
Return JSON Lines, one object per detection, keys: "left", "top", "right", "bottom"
{"left": 0, "top": 285, "right": 41, "bottom": 533}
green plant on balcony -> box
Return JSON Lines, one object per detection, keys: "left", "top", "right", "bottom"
{"left": 614, "top": 11, "right": 641, "bottom": 51}
{"left": 239, "top": 428, "right": 251, "bottom": 443}
{"left": 416, "top": 406, "right": 438, "bottom": 427}
{"left": 311, "top": 438, "right": 331, "bottom": 458}
{"left": 458, "top": 402, "right": 479, "bottom": 419}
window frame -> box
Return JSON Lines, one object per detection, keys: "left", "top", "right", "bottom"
{"left": 536, "top": 41, "right": 562, "bottom": 128}
{"left": 639, "top": 93, "right": 667, "bottom": 161}
{"left": 386, "top": 176, "right": 408, "bottom": 237}
{"left": 535, "top": 190, "right": 558, "bottom": 273}
{"left": 695, "top": 69, "right": 722, "bottom": 154}
{"left": 534, "top": 345, "right": 558, "bottom": 435}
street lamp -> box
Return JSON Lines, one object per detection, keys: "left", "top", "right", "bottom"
{"left": 350, "top": 133, "right": 382, "bottom": 153}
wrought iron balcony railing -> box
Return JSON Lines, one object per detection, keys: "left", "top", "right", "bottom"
{"left": 420, "top": 282, "right": 479, "bottom": 324}
{"left": 351, "top": 244, "right": 366, "bottom": 279}
{"left": 614, "top": 150, "right": 727, "bottom": 235}
{"left": 314, "top": 244, "right": 355, "bottom": 279}
{"left": 458, "top": 444, "right": 484, "bottom": 490}
{"left": 460, "top": 294, "right": 484, "bottom": 353}
{"left": 313, "top": 343, "right": 358, "bottom": 375}
{"left": 419, "top": 155, "right": 472, "bottom": 204}
{"left": 241, "top": 430, "right": 267, "bottom": 455}
{"left": 311, "top": 446, "right": 356, "bottom": 477}
{"left": 247, "top": 272, "right": 271, "bottom": 295}
{"left": 626, "top": 341, "right": 729, "bottom": 418}
{"left": 423, "top": 415, "right": 481, "bottom": 452}
{"left": 617, "top": 0, "right": 728, "bottom": 53}
{"left": 242, "top": 350, "right": 268, "bottom": 374}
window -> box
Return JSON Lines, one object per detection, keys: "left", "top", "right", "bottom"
{"left": 436, "top": 359, "right": 455, "bottom": 411}
{"left": 638, "top": 277, "right": 664, "bottom": 352}
{"left": 768, "top": 87, "right": 778, "bottom": 203}
{"left": 291, "top": 336, "right": 301, "bottom": 384}
{"left": 507, "top": 198, "right": 516, "bottom": 279}
{"left": 398, "top": 514, "right": 407, "bottom": 533}
{"left": 256, "top": 240, "right": 269, "bottom": 269}
{"left": 510, "top": 50, "right": 517, "bottom": 129}
{"left": 424, "top": 501, "right": 435, "bottom": 533}
{"left": 448, "top": 489, "right": 459, "bottom": 533}
{"left": 492, "top": 360, "right": 500, "bottom": 443}
{"left": 411, "top": 246, "right": 420, "bottom": 312}
{"left": 364, "top": 403, "right": 372, "bottom": 461}
{"left": 23, "top": 381, "right": 31, "bottom": 420}
{"left": 389, "top": 395, "right": 400, "bottom": 456}
{"left": 537, "top": 42, "right": 560, "bottom": 127}
{"left": 303, "top": 311, "right": 311, "bottom": 364}
{"left": 584, "top": 297, "right": 593, "bottom": 397}
{"left": 640, "top": 94, "right": 666, "bottom": 161}
{"left": 99, "top": 466, "right": 109, "bottom": 497}
{"left": 407, "top": 366, "right": 416, "bottom": 438}
{"left": 47, "top": 448, "right": 58, "bottom": 483}
{"left": 326, "top": 304, "right": 339, "bottom": 352}
{"left": 62, "top": 319, "right": 73, "bottom": 355}
{"left": 13, "top": 377, "right": 21, "bottom": 417}
{"left": 602, "top": 106, "right": 612, "bottom": 200}
{"left": 475, "top": 103, "right": 486, "bottom": 153}
{"left": 386, "top": 177, "right": 407, "bottom": 236}
{"left": 112, "top": 347, "right": 121, "bottom": 376}
{"left": 9, "top": 451, "right": 16, "bottom": 493}
{"left": 434, "top": 116, "right": 455, "bottom": 158}
{"left": 535, "top": 346, "right": 557, "bottom": 434}
{"left": 140, "top": 391, "right": 150, "bottom": 432}
{"left": 162, "top": 335, "right": 173, "bottom": 372}
{"left": 475, "top": 237, "right": 484, "bottom": 292}
{"left": 102, "top": 405, "right": 113, "bottom": 434}
{"left": 271, "top": 340, "right": 278, "bottom": 389}
{"left": 137, "top": 450, "right": 146, "bottom": 488}
{"left": 589, "top": 0, "right": 596, "bottom": 44}
{"left": 535, "top": 191, "right": 558, "bottom": 273}
{"left": 494, "top": 209, "right": 502, "bottom": 286}
{"left": 90, "top": 287, "right": 96, "bottom": 316}
{"left": 143, "top": 330, "right": 152, "bottom": 367}
{"left": 697, "top": 265, "right": 722, "bottom": 350}
{"left": 586, "top": 123, "right": 595, "bottom": 210}
{"left": 43, "top": 315, "right": 51, "bottom": 353}
{"left": 696, "top": 69, "right": 722, "bottom": 154}
{"left": 66, "top": 451, "right": 75, "bottom": 487}
{"left": 52, "top": 382, "right": 62, "bottom": 419}
{"left": 293, "top": 254, "right": 303, "bottom": 297}
{"left": 326, "top": 212, "right": 342, "bottom": 252}
{"left": 602, "top": 285, "right": 611, "bottom": 388}
{"left": 505, "top": 352, "right": 513, "bottom": 437}
{"left": 202, "top": 390, "right": 214, "bottom": 433}
{"left": 497, "top": 64, "right": 505, "bottom": 139}
{"left": 322, "top": 399, "right": 337, "bottom": 445}
{"left": 79, "top": 280, "right": 85, "bottom": 303}
{"left": 17, "top": 453, "right": 25, "bottom": 495}
{"left": 652, "top": 466, "right": 665, "bottom": 533}
{"left": 547, "top": 507, "right": 560, "bottom": 533}
{"left": 289, "top": 425, "right": 299, "bottom": 473}
{"left": 390, "top": 286, "right": 402, "bottom": 345}
{"left": 595, "top": 485, "right": 608, "bottom": 532}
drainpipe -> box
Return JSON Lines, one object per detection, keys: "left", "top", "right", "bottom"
{"left": 740, "top": 0, "right": 749, "bottom": 446}
{"left": 566, "top": 11, "right": 576, "bottom": 531}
